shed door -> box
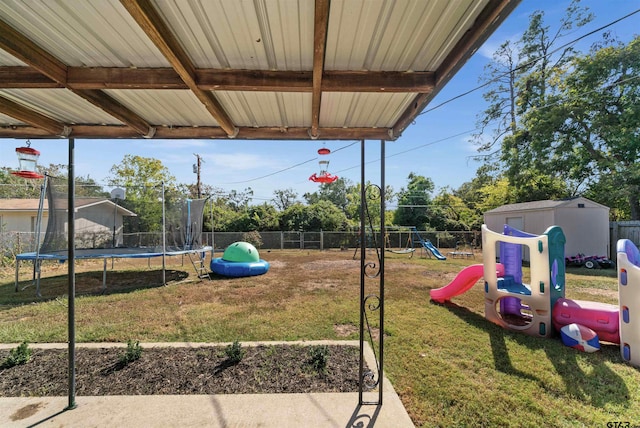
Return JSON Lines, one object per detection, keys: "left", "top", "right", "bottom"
{"left": 506, "top": 216, "right": 524, "bottom": 232}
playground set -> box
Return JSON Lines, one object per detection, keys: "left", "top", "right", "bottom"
{"left": 380, "top": 226, "right": 447, "bottom": 260}
{"left": 430, "top": 223, "right": 640, "bottom": 368}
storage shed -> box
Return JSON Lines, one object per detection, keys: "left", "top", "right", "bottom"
{"left": 484, "top": 197, "right": 610, "bottom": 261}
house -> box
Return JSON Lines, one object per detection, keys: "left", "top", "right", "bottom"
{"left": 0, "top": 198, "right": 136, "bottom": 248}
{"left": 484, "top": 197, "right": 610, "bottom": 261}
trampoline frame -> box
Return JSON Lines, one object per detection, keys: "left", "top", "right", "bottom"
{"left": 15, "top": 246, "right": 212, "bottom": 296}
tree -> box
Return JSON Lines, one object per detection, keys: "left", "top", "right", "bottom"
{"left": 272, "top": 188, "right": 298, "bottom": 211}
{"left": 393, "top": 173, "right": 435, "bottom": 229}
{"left": 473, "top": 1, "right": 592, "bottom": 201}
{"left": 0, "top": 164, "right": 106, "bottom": 199}
{"left": 227, "top": 203, "right": 280, "bottom": 231}
{"left": 304, "top": 177, "right": 354, "bottom": 216}
{"left": 524, "top": 36, "right": 640, "bottom": 218}
{"left": 0, "top": 167, "right": 43, "bottom": 199}
{"left": 432, "top": 190, "right": 476, "bottom": 231}
{"left": 227, "top": 188, "right": 254, "bottom": 212}
{"left": 278, "top": 201, "right": 348, "bottom": 231}
{"left": 107, "top": 155, "right": 177, "bottom": 232}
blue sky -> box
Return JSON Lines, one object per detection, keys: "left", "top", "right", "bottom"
{"left": 1, "top": 0, "right": 638, "bottom": 204}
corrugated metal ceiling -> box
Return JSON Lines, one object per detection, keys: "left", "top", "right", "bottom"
{"left": 0, "top": 0, "right": 520, "bottom": 140}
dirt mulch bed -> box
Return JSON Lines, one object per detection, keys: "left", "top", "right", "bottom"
{"left": 0, "top": 344, "right": 362, "bottom": 396}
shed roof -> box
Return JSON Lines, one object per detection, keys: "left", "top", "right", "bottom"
{"left": 0, "top": 0, "right": 520, "bottom": 141}
{"left": 484, "top": 197, "right": 610, "bottom": 214}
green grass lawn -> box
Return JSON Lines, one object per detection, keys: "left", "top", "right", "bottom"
{"left": 1, "top": 250, "right": 638, "bottom": 427}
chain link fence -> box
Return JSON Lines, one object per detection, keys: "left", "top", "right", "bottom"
{"left": 1, "top": 229, "right": 482, "bottom": 268}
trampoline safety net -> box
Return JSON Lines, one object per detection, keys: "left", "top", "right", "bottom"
{"left": 40, "top": 175, "right": 207, "bottom": 254}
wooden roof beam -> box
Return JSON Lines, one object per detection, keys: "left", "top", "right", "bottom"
{"left": 1, "top": 67, "right": 436, "bottom": 92}
{"left": 310, "top": 0, "right": 330, "bottom": 139}
{"left": 121, "top": 0, "right": 238, "bottom": 138}
{"left": 0, "top": 124, "right": 392, "bottom": 140}
{"left": 0, "top": 19, "right": 68, "bottom": 84}
{"left": 0, "top": 95, "right": 70, "bottom": 137}
{"left": 0, "top": 18, "right": 156, "bottom": 138}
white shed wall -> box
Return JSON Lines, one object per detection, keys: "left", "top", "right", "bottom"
{"left": 484, "top": 198, "right": 610, "bottom": 261}
{"left": 484, "top": 209, "right": 555, "bottom": 236}
{"left": 555, "top": 206, "right": 609, "bottom": 257}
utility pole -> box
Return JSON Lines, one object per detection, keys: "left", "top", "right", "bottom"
{"left": 193, "top": 153, "right": 202, "bottom": 198}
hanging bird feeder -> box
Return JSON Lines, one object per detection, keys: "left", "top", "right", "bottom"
{"left": 309, "top": 159, "right": 338, "bottom": 183}
{"left": 11, "top": 140, "right": 44, "bottom": 179}
{"left": 317, "top": 147, "right": 331, "bottom": 155}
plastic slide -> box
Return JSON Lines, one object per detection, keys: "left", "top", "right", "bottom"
{"left": 410, "top": 227, "right": 446, "bottom": 261}
{"left": 423, "top": 241, "right": 446, "bottom": 260}
{"left": 430, "top": 263, "right": 505, "bottom": 303}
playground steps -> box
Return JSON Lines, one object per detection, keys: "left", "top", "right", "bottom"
{"left": 188, "top": 251, "right": 211, "bottom": 280}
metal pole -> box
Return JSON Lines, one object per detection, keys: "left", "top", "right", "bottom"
{"left": 379, "top": 139, "right": 385, "bottom": 404}
{"left": 161, "top": 181, "right": 166, "bottom": 285}
{"left": 67, "top": 137, "right": 76, "bottom": 410}
{"left": 358, "top": 139, "right": 365, "bottom": 404}
{"left": 194, "top": 153, "right": 202, "bottom": 199}
{"left": 32, "top": 176, "right": 47, "bottom": 296}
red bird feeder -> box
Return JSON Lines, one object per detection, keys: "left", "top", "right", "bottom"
{"left": 11, "top": 141, "right": 44, "bottom": 179}
{"left": 309, "top": 159, "right": 338, "bottom": 183}
{"left": 309, "top": 172, "right": 339, "bottom": 183}
{"left": 317, "top": 147, "right": 331, "bottom": 155}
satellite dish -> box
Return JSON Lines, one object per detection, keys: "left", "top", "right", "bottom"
{"left": 110, "top": 188, "right": 125, "bottom": 200}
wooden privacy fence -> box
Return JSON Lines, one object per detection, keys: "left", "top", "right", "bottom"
{"left": 610, "top": 221, "right": 640, "bottom": 259}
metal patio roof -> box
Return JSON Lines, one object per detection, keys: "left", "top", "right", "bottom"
{"left": 0, "top": 0, "right": 520, "bottom": 141}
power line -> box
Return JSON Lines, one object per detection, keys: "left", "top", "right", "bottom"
{"left": 217, "top": 141, "right": 359, "bottom": 185}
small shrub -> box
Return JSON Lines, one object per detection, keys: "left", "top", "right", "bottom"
{"left": 307, "top": 345, "right": 329, "bottom": 373}
{"left": 241, "top": 231, "right": 263, "bottom": 249}
{"left": 119, "top": 340, "right": 143, "bottom": 365}
{"left": 2, "top": 341, "right": 32, "bottom": 368}
{"left": 224, "top": 340, "right": 245, "bottom": 364}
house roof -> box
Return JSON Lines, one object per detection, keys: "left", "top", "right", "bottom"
{"left": 0, "top": 198, "right": 137, "bottom": 216}
{"left": 0, "top": 0, "right": 520, "bottom": 141}
{"left": 485, "top": 197, "right": 610, "bottom": 214}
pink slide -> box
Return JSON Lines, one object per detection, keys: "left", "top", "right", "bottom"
{"left": 430, "top": 263, "right": 504, "bottom": 303}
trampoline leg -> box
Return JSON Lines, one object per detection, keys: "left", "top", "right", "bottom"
{"left": 102, "top": 259, "right": 107, "bottom": 293}
{"left": 14, "top": 259, "right": 19, "bottom": 292}
{"left": 36, "top": 260, "right": 42, "bottom": 298}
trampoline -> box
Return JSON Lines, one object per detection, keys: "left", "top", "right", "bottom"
{"left": 15, "top": 247, "right": 212, "bottom": 295}
{"left": 15, "top": 175, "right": 213, "bottom": 296}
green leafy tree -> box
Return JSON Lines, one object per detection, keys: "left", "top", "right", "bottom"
{"left": 0, "top": 164, "right": 105, "bottom": 199}
{"left": 227, "top": 188, "right": 254, "bottom": 212}
{"left": 523, "top": 36, "right": 640, "bottom": 219}
{"left": 279, "top": 201, "right": 348, "bottom": 231}
{"left": 107, "top": 155, "right": 176, "bottom": 233}
{"left": 473, "top": 1, "right": 592, "bottom": 200}
{"left": 393, "top": 173, "right": 435, "bottom": 229}
{"left": 272, "top": 188, "right": 299, "bottom": 211}
{"left": 227, "top": 203, "right": 279, "bottom": 231}
{"left": 304, "top": 177, "right": 354, "bottom": 216}
{"left": 432, "top": 190, "right": 476, "bottom": 231}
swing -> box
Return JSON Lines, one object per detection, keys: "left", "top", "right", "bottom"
{"left": 385, "top": 231, "right": 415, "bottom": 256}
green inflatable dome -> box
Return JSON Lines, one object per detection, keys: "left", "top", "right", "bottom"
{"left": 222, "top": 241, "right": 260, "bottom": 263}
